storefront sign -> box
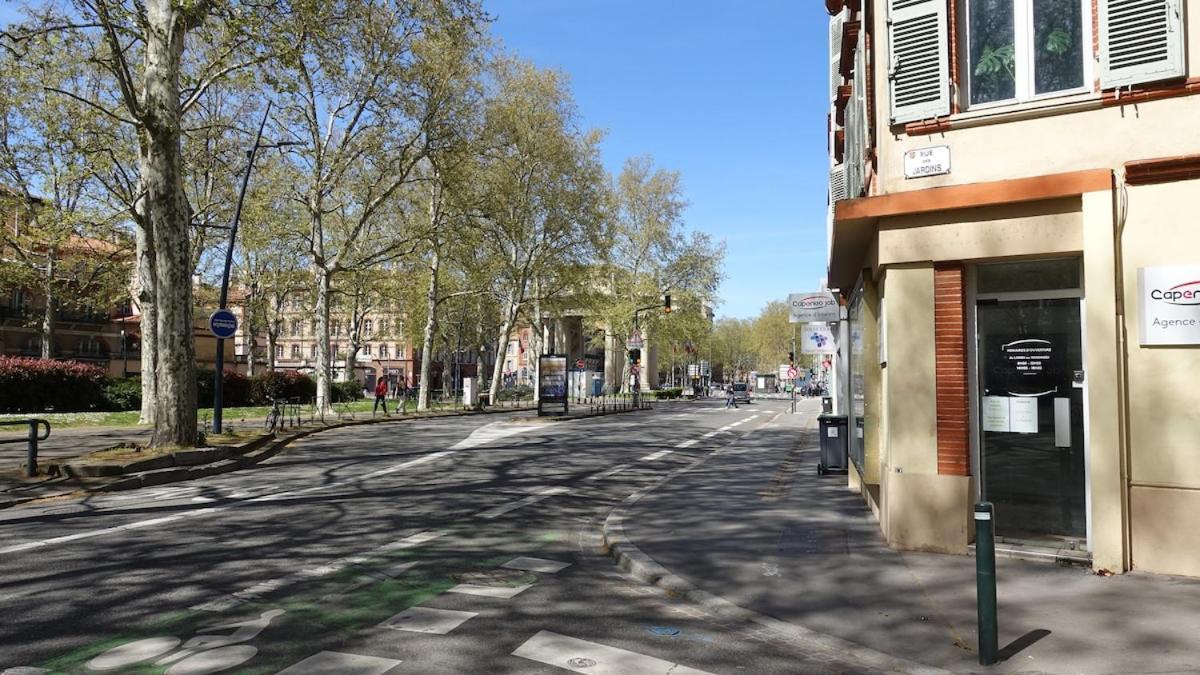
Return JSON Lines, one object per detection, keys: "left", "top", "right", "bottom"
{"left": 788, "top": 292, "right": 840, "bottom": 323}
{"left": 801, "top": 323, "right": 836, "bottom": 354}
{"left": 903, "top": 145, "right": 951, "bottom": 179}
{"left": 537, "top": 354, "right": 568, "bottom": 416}
{"left": 1138, "top": 266, "right": 1200, "bottom": 345}
{"left": 1002, "top": 339, "right": 1052, "bottom": 377}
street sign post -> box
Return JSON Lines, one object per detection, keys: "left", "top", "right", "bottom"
{"left": 787, "top": 366, "right": 798, "bottom": 379}
{"left": 628, "top": 330, "right": 644, "bottom": 348}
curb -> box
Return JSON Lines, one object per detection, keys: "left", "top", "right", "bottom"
{"left": 1, "top": 405, "right": 536, "bottom": 509}
{"left": 600, "top": 432, "right": 951, "bottom": 675}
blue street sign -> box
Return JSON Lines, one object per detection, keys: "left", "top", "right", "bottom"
{"left": 209, "top": 309, "right": 238, "bottom": 339}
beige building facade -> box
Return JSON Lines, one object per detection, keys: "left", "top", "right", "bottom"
{"left": 828, "top": 0, "right": 1200, "bottom": 577}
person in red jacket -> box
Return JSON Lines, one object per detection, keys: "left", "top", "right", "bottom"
{"left": 373, "top": 377, "right": 389, "bottom": 416}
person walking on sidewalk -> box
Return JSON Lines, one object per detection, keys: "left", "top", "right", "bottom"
{"left": 373, "top": 378, "right": 389, "bottom": 416}
{"left": 725, "top": 384, "right": 737, "bottom": 409}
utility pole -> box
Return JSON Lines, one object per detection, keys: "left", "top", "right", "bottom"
{"left": 791, "top": 324, "right": 797, "bottom": 414}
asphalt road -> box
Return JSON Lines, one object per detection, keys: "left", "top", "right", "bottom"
{"left": 0, "top": 399, "right": 868, "bottom": 674}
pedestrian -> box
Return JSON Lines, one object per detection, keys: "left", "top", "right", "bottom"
{"left": 373, "top": 377, "right": 389, "bottom": 416}
{"left": 725, "top": 385, "right": 737, "bottom": 409}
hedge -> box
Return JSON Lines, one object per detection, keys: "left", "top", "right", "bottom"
{"left": 0, "top": 356, "right": 108, "bottom": 413}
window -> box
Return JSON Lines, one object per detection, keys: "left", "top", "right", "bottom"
{"left": 964, "top": 0, "right": 1089, "bottom": 107}
{"left": 396, "top": 344, "right": 404, "bottom": 359}
{"left": 332, "top": 320, "right": 341, "bottom": 337}
{"left": 310, "top": 344, "right": 318, "bottom": 358}
{"left": 290, "top": 344, "right": 301, "bottom": 359}
{"left": 394, "top": 318, "right": 403, "bottom": 334}
{"left": 290, "top": 319, "right": 300, "bottom": 337}
{"left": 364, "top": 344, "right": 372, "bottom": 356}
{"left": 331, "top": 343, "right": 339, "bottom": 357}
{"left": 275, "top": 345, "right": 283, "bottom": 359}
{"left": 379, "top": 344, "right": 389, "bottom": 359}
{"left": 364, "top": 319, "right": 373, "bottom": 336}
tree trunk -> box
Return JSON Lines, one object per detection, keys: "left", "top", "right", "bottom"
{"left": 530, "top": 278, "right": 543, "bottom": 400}
{"left": 137, "top": 222, "right": 157, "bottom": 425}
{"left": 487, "top": 300, "right": 516, "bottom": 403}
{"left": 141, "top": 0, "right": 197, "bottom": 448}
{"left": 313, "top": 265, "right": 333, "bottom": 412}
{"left": 40, "top": 253, "right": 54, "bottom": 359}
{"left": 417, "top": 246, "right": 439, "bottom": 412}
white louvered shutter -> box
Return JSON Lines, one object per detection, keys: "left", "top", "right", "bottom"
{"left": 887, "top": 0, "right": 949, "bottom": 124}
{"left": 830, "top": 9, "right": 845, "bottom": 101}
{"left": 850, "top": 29, "right": 869, "bottom": 198}
{"left": 830, "top": 165, "right": 848, "bottom": 204}
{"left": 1100, "top": 0, "right": 1186, "bottom": 88}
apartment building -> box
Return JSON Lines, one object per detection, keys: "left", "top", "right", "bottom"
{"left": 827, "top": 0, "right": 1200, "bottom": 577}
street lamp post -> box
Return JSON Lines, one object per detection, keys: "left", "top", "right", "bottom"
{"left": 212, "top": 103, "right": 298, "bottom": 434}
{"left": 120, "top": 328, "right": 128, "bottom": 378}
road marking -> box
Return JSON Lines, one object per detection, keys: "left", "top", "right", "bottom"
{"left": 448, "top": 422, "right": 531, "bottom": 450}
{"left": 502, "top": 557, "right": 571, "bottom": 574}
{"left": 379, "top": 607, "right": 477, "bottom": 634}
{"left": 674, "top": 439, "right": 698, "bottom": 448}
{"left": 701, "top": 432, "right": 718, "bottom": 438}
{"left": 512, "top": 630, "right": 715, "bottom": 675}
{"left": 447, "top": 583, "right": 533, "bottom": 598}
{"left": 477, "top": 487, "right": 569, "bottom": 520}
{"left": 639, "top": 450, "right": 672, "bottom": 461}
{"left": 585, "top": 464, "right": 631, "bottom": 481}
{"left": 276, "top": 651, "right": 401, "bottom": 675}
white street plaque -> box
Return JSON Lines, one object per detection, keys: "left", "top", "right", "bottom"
{"left": 903, "top": 145, "right": 951, "bottom": 179}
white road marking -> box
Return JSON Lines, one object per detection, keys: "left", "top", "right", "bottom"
{"left": 502, "top": 557, "right": 571, "bottom": 574}
{"left": 512, "top": 630, "right": 715, "bottom": 675}
{"left": 448, "top": 422, "right": 531, "bottom": 450}
{"left": 639, "top": 450, "right": 672, "bottom": 462}
{"left": 585, "top": 464, "right": 631, "bottom": 481}
{"left": 477, "top": 487, "right": 569, "bottom": 520}
{"left": 701, "top": 432, "right": 718, "bottom": 438}
{"left": 447, "top": 583, "right": 533, "bottom": 598}
{"left": 674, "top": 439, "right": 698, "bottom": 448}
{"left": 275, "top": 651, "right": 401, "bottom": 675}
{"left": 379, "top": 607, "right": 477, "bottom": 634}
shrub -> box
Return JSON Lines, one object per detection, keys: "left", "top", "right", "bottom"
{"left": 653, "top": 388, "right": 683, "bottom": 400}
{"left": 196, "top": 369, "right": 253, "bottom": 408}
{"left": 102, "top": 377, "right": 142, "bottom": 411}
{"left": 332, "top": 380, "right": 364, "bottom": 402}
{"left": 251, "top": 369, "right": 316, "bottom": 403}
{"left": 497, "top": 384, "right": 533, "bottom": 401}
{"left": 0, "top": 356, "right": 108, "bottom": 413}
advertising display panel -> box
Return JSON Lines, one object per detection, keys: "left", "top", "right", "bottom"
{"left": 538, "top": 354, "right": 568, "bottom": 416}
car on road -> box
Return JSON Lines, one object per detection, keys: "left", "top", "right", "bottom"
{"left": 732, "top": 382, "right": 751, "bottom": 404}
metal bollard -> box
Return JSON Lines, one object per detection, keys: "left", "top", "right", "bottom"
{"left": 27, "top": 420, "right": 38, "bottom": 478}
{"left": 975, "top": 501, "right": 998, "bottom": 666}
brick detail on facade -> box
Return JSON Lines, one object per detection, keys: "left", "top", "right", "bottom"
{"left": 934, "top": 265, "right": 970, "bottom": 476}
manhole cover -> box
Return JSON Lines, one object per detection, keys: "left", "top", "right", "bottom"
{"left": 567, "top": 657, "right": 597, "bottom": 668}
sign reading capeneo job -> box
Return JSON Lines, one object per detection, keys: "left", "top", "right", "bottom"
{"left": 1139, "top": 266, "right": 1200, "bottom": 345}
{"left": 788, "top": 291, "right": 840, "bottom": 323}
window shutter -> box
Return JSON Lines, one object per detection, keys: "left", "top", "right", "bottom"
{"left": 830, "top": 165, "right": 848, "bottom": 203}
{"left": 830, "top": 9, "right": 846, "bottom": 101}
{"left": 850, "top": 29, "right": 870, "bottom": 198}
{"left": 887, "top": 0, "right": 950, "bottom": 124}
{"left": 1100, "top": 0, "right": 1186, "bottom": 88}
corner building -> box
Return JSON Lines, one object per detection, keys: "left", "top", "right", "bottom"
{"left": 826, "top": 0, "right": 1200, "bottom": 577}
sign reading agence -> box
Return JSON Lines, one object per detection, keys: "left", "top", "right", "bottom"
{"left": 788, "top": 291, "right": 840, "bottom": 323}
{"left": 1138, "top": 266, "right": 1200, "bottom": 345}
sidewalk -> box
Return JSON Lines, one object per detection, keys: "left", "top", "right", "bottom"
{"left": 611, "top": 404, "right": 1200, "bottom": 673}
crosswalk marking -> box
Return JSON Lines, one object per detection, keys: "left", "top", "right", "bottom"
{"left": 275, "top": 651, "right": 401, "bottom": 675}
{"left": 639, "top": 450, "right": 672, "bottom": 461}
{"left": 674, "top": 439, "right": 698, "bottom": 448}
{"left": 477, "top": 487, "right": 568, "bottom": 519}
{"left": 512, "top": 630, "right": 715, "bottom": 675}
{"left": 585, "top": 464, "right": 630, "bottom": 481}
{"left": 448, "top": 422, "right": 530, "bottom": 450}
{"left": 379, "top": 606, "right": 477, "bottom": 634}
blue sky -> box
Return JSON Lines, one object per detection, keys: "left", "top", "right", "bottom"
{"left": 487, "top": 0, "right": 831, "bottom": 319}
{"left": 0, "top": 1, "right": 832, "bottom": 320}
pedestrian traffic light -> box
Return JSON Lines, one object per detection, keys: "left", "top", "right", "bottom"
{"left": 628, "top": 348, "right": 641, "bottom": 365}
{"left": 663, "top": 293, "right": 672, "bottom": 313}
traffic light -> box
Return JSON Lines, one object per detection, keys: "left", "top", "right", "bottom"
{"left": 628, "top": 348, "right": 641, "bottom": 365}
{"left": 788, "top": 351, "right": 795, "bottom": 364}
{"left": 663, "top": 293, "right": 672, "bottom": 313}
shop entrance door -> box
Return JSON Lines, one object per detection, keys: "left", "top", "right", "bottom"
{"left": 976, "top": 286, "right": 1086, "bottom": 545}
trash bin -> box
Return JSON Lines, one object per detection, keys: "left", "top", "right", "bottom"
{"left": 821, "top": 396, "right": 833, "bottom": 414}
{"left": 817, "top": 414, "right": 848, "bottom": 475}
